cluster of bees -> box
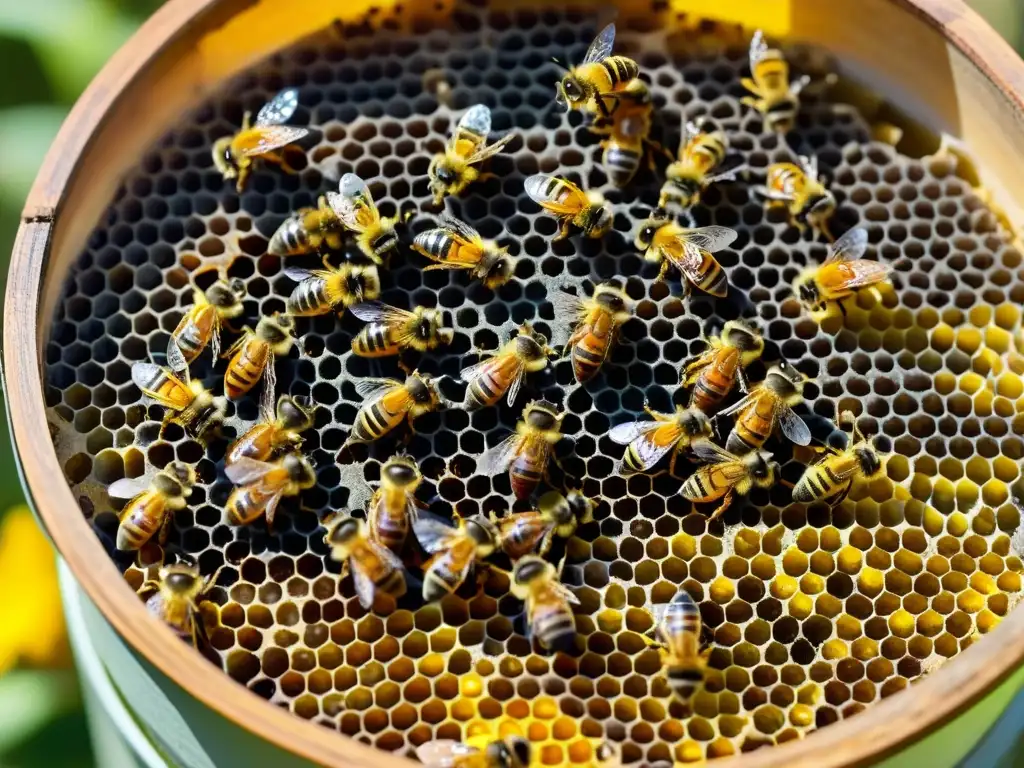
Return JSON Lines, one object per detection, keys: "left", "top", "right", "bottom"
{"left": 108, "top": 25, "right": 900, "bottom": 768}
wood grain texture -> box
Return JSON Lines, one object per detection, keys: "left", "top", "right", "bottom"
{"left": 6, "top": 0, "right": 1024, "bottom": 766}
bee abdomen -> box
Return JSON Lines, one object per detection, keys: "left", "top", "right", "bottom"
{"left": 225, "top": 343, "right": 269, "bottom": 399}
{"left": 287, "top": 277, "right": 330, "bottom": 316}
{"left": 793, "top": 464, "right": 845, "bottom": 503}
{"left": 726, "top": 419, "right": 770, "bottom": 453}
{"left": 352, "top": 323, "right": 398, "bottom": 357}
{"left": 533, "top": 604, "right": 576, "bottom": 651}
{"left": 510, "top": 454, "right": 544, "bottom": 500}
{"left": 226, "top": 486, "right": 267, "bottom": 526}
{"left": 372, "top": 506, "right": 409, "bottom": 551}
{"left": 269, "top": 216, "right": 311, "bottom": 256}
{"left": 117, "top": 499, "right": 161, "bottom": 550}
{"left": 465, "top": 363, "right": 508, "bottom": 409}
{"left": 666, "top": 667, "right": 704, "bottom": 702}
{"left": 571, "top": 339, "right": 607, "bottom": 382}
{"left": 621, "top": 444, "right": 646, "bottom": 475}
{"left": 601, "top": 56, "right": 639, "bottom": 85}
{"left": 371, "top": 230, "right": 399, "bottom": 258}
{"left": 375, "top": 569, "right": 406, "bottom": 599}
{"left": 423, "top": 559, "right": 462, "bottom": 601}
{"left": 604, "top": 143, "right": 641, "bottom": 186}
{"left": 352, "top": 400, "right": 399, "bottom": 442}
{"left": 415, "top": 229, "right": 456, "bottom": 260}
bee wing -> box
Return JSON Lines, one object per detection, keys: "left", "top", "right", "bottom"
{"left": 108, "top": 476, "right": 152, "bottom": 499}
{"left": 677, "top": 225, "right": 738, "bottom": 253}
{"left": 282, "top": 267, "right": 316, "bottom": 282}
{"left": 681, "top": 120, "right": 702, "bottom": 149}
{"left": 754, "top": 185, "right": 795, "bottom": 203}
{"left": 778, "top": 404, "right": 812, "bottom": 446}
{"left": 553, "top": 581, "right": 582, "bottom": 606}
{"left": 354, "top": 377, "right": 402, "bottom": 400}
{"left": 703, "top": 162, "right": 746, "bottom": 186}
{"left": 505, "top": 363, "right": 527, "bottom": 406}
{"left": 689, "top": 439, "right": 738, "bottom": 465}
{"left": 132, "top": 363, "right": 188, "bottom": 405}
{"left": 672, "top": 241, "right": 710, "bottom": 286}
{"left": 608, "top": 420, "right": 661, "bottom": 445}
{"left": 415, "top": 740, "right": 478, "bottom": 767}
{"left": 349, "top": 301, "right": 415, "bottom": 324}
{"left": 255, "top": 87, "right": 300, "bottom": 126}
{"left": 825, "top": 260, "right": 894, "bottom": 291}
{"left": 411, "top": 516, "right": 457, "bottom": 553}
{"left": 439, "top": 215, "right": 482, "bottom": 245}
{"left": 749, "top": 29, "right": 768, "bottom": 69}
{"left": 224, "top": 457, "right": 278, "bottom": 485}
{"left": 458, "top": 104, "right": 492, "bottom": 136}
{"left": 259, "top": 363, "right": 277, "bottom": 424}
{"left": 166, "top": 340, "right": 189, "bottom": 374}
{"left": 238, "top": 126, "right": 309, "bottom": 157}
{"left": 477, "top": 433, "right": 523, "bottom": 476}
{"left": 548, "top": 290, "right": 587, "bottom": 319}
{"left": 826, "top": 226, "right": 870, "bottom": 263}
{"left": 466, "top": 133, "right": 515, "bottom": 165}
{"left": 799, "top": 154, "right": 819, "bottom": 181}
{"left": 524, "top": 175, "right": 587, "bottom": 214}
{"left": 350, "top": 558, "right": 378, "bottom": 609}
{"left": 326, "top": 173, "right": 379, "bottom": 232}
{"left": 616, "top": 436, "right": 677, "bottom": 475}
{"left": 584, "top": 23, "right": 616, "bottom": 64}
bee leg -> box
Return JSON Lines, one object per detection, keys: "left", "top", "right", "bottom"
{"left": 737, "top": 366, "right": 751, "bottom": 394}
{"left": 656, "top": 259, "right": 672, "bottom": 283}
{"left": 136, "top": 579, "right": 160, "bottom": 597}
{"left": 668, "top": 443, "right": 686, "bottom": 478}
{"left": 553, "top": 220, "right": 572, "bottom": 241}
{"left": 829, "top": 480, "right": 854, "bottom": 508}
{"left": 706, "top": 492, "right": 733, "bottom": 522}
{"left": 158, "top": 511, "right": 174, "bottom": 547}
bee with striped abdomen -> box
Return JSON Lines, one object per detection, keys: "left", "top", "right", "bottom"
{"left": 524, "top": 174, "right": 613, "bottom": 240}
{"left": 721, "top": 364, "right": 811, "bottom": 453}
{"left": 635, "top": 213, "right": 737, "bottom": 296}
{"left": 659, "top": 119, "right": 741, "bottom": 211}
{"left": 413, "top": 215, "right": 517, "bottom": 290}
{"left": 589, "top": 79, "right": 659, "bottom": 187}
{"left": 225, "top": 394, "right": 314, "bottom": 468}
{"left": 609, "top": 405, "right": 712, "bottom": 477}
{"left": 682, "top": 441, "right": 779, "bottom": 521}
{"left": 223, "top": 452, "right": 316, "bottom": 531}
{"left": 478, "top": 400, "right": 565, "bottom": 501}
{"left": 555, "top": 23, "right": 640, "bottom": 118}
{"left": 212, "top": 87, "right": 309, "bottom": 192}
{"left": 550, "top": 282, "right": 633, "bottom": 383}
{"left": 681, "top": 321, "right": 764, "bottom": 414}
{"left": 499, "top": 490, "right": 595, "bottom": 560}
{"left": 510, "top": 555, "right": 579, "bottom": 652}
{"left": 268, "top": 196, "right": 344, "bottom": 257}
{"left": 366, "top": 454, "right": 424, "bottom": 553}
{"left": 324, "top": 515, "right": 407, "bottom": 609}
{"left": 167, "top": 277, "right": 246, "bottom": 373}
{"left": 793, "top": 412, "right": 885, "bottom": 506}
{"left": 136, "top": 562, "right": 222, "bottom": 647}
{"left": 428, "top": 104, "right": 515, "bottom": 206}
{"left": 413, "top": 514, "right": 499, "bottom": 602}
{"left": 741, "top": 30, "right": 810, "bottom": 134}
{"left": 756, "top": 155, "right": 836, "bottom": 240}
{"left": 326, "top": 173, "right": 401, "bottom": 265}
{"left": 131, "top": 362, "right": 226, "bottom": 437}
{"left": 460, "top": 323, "right": 555, "bottom": 410}
{"left": 345, "top": 372, "right": 445, "bottom": 446}
{"left": 416, "top": 736, "right": 532, "bottom": 768}
{"left": 793, "top": 226, "right": 892, "bottom": 318}
{"left": 222, "top": 314, "right": 296, "bottom": 408}
{"left": 652, "top": 589, "right": 706, "bottom": 704}
{"left": 349, "top": 301, "right": 453, "bottom": 358}
{"left": 108, "top": 461, "right": 197, "bottom": 551}
{"left": 284, "top": 256, "right": 381, "bottom": 317}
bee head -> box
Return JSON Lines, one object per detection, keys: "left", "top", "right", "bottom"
{"left": 721, "top": 321, "right": 763, "bottom": 352}
{"left": 464, "top": 515, "right": 499, "bottom": 553}
{"left": 283, "top": 453, "right": 316, "bottom": 487}
{"left": 207, "top": 278, "right": 247, "bottom": 311}
{"left": 257, "top": 314, "right": 295, "bottom": 342}
{"left": 326, "top": 516, "right": 361, "bottom": 547}
{"left": 558, "top": 74, "right": 585, "bottom": 107}
{"left": 524, "top": 400, "right": 560, "bottom": 430}
{"left": 212, "top": 137, "right": 237, "bottom": 176}
{"left": 763, "top": 364, "right": 806, "bottom": 397}
{"left": 405, "top": 373, "right": 435, "bottom": 403}
{"left": 484, "top": 252, "right": 517, "bottom": 288}
{"left": 161, "top": 565, "right": 201, "bottom": 595}
{"left": 565, "top": 491, "right": 596, "bottom": 525}
{"left": 512, "top": 556, "right": 552, "bottom": 588}
{"left": 679, "top": 408, "right": 710, "bottom": 436}
{"left": 634, "top": 210, "right": 669, "bottom": 250}
{"left": 347, "top": 266, "right": 381, "bottom": 303}
{"left": 382, "top": 455, "right": 420, "bottom": 488}
{"left": 749, "top": 451, "right": 775, "bottom": 480}
{"left": 807, "top": 192, "right": 837, "bottom": 221}
{"left": 429, "top": 156, "right": 459, "bottom": 190}
{"left": 416, "top": 308, "right": 444, "bottom": 339}
{"left": 487, "top": 736, "right": 532, "bottom": 768}
{"left": 277, "top": 396, "right": 314, "bottom": 432}
{"left": 594, "top": 284, "right": 631, "bottom": 314}
{"left": 539, "top": 491, "right": 575, "bottom": 529}
{"left": 165, "top": 460, "right": 197, "bottom": 489}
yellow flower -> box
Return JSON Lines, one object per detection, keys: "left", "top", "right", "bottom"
{"left": 0, "top": 507, "right": 70, "bottom": 674}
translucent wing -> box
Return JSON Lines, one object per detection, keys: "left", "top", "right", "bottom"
{"left": 718, "top": 391, "right": 758, "bottom": 417}
{"left": 166, "top": 339, "right": 189, "bottom": 374}
{"left": 224, "top": 457, "right": 277, "bottom": 485}
{"left": 681, "top": 120, "right": 702, "bottom": 149}
{"left": 412, "top": 516, "right": 458, "bottom": 554}
{"left": 326, "top": 173, "right": 379, "bottom": 231}
{"left": 552, "top": 580, "right": 582, "bottom": 606}
{"left": 210, "top": 326, "right": 221, "bottom": 363}
{"left": 238, "top": 126, "right": 309, "bottom": 157}
{"left": 548, "top": 291, "right": 587, "bottom": 320}
{"left": 703, "top": 164, "right": 746, "bottom": 185}
{"left": 376, "top": 539, "right": 407, "bottom": 571}
{"left": 415, "top": 740, "right": 478, "bottom": 768}
{"left": 458, "top": 104, "right": 492, "bottom": 136}
{"left": 608, "top": 420, "right": 661, "bottom": 445}
{"left": 754, "top": 185, "right": 795, "bottom": 203}
{"left": 826, "top": 260, "right": 893, "bottom": 291}
{"left": 467, "top": 133, "right": 515, "bottom": 165}
{"left": 778, "top": 405, "right": 812, "bottom": 446}
{"left": 259, "top": 362, "right": 277, "bottom": 423}
{"left": 673, "top": 241, "right": 708, "bottom": 286}
{"left": 690, "top": 439, "right": 738, "bottom": 465}
{"left": 505, "top": 363, "right": 526, "bottom": 406}
{"left": 799, "top": 154, "right": 819, "bottom": 181}
{"left": 108, "top": 476, "right": 152, "bottom": 499}
{"left": 132, "top": 363, "right": 189, "bottom": 404}
{"left": 524, "top": 175, "right": 587, "bottom": 214}
{"left": 255, "top": 87, "right": 300, "bottom": 126}
{"left": 791, "top": 74, "right": 811, "bottom": 97}
{"left": 584, "top": 23, "right": 616, "bottom": 64}
{"left": 617, "top": 436, "right": 677, "bottom": 475}
{"left": 826, "top": 227, "right": 870, "bottom": 263}
{"left": 460, "top": 357, "right": 499, "bottom": 384}
{"left": 354, "top": 378, "right": 402, "bottom": 400}
{"left": 439, "top": 215, "right": 482, "bottom": 245}
{"left": 749, "top": 29, "right": 768, "bottom": 69}
{"left": 349, "top": 301, "right": 415, "bottom": 324}
{"left": 350, "top": 559, "right": 377, "bottom": 609}
{"left": 676, "top": 225, "right": 738, "bottom": 253}
{"left": 282, "top": 267, "right": 316, "bottom": 282}
{"left": 477, "top": 433, "right": 523, "bottom": 476}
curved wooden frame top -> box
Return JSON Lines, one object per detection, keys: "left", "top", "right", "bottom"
{"left": 6, "top": 1, "right": 1024, "bottom": 766}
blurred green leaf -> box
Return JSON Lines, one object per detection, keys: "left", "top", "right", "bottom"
{"left": 0, "top": 669, "right": 80, "bottom": 755}
{"left": 0, "top": 105, "right": 67, "bottom": 209}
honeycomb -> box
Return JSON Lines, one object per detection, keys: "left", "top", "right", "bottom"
{"left": 42, "top": 1, "right": 1024, "bottom": 764}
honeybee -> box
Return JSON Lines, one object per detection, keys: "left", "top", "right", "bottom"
{"left": 478, "top": 400, "right": 565, "bottom": 500}
{"left": 634, "top": 214, "right": 737, "bottom": 296}
{"left": 413, "top": 215, "right": 517, "bottom": 289}
{"left": 350, "top": 302, "right": 453, "bottom": 358}
{"left": 524, "top": 174, "right": 613, "bottom": 240}
{"left": 740, "top": 30, "right": 810, "bottom": 134}
{"left": 136, "top": 563, "right": 222, "bottom": 647}
{"left": 609, "top": 405, "right": 712, "bottom": 476}
{"left": 555, "top": 23, "right": 640, "bottom": 118}
{"left": 284, "top": 256, "right": 381, "bottom": 316}
{"left": 681, "top": 321, "right": 765, "bottom": 413}
{"left": 324, "top": 515, "right": 407, "bottom": 609}
{"left": 131, "top": 362, "right": 226, "bottom": 436}
{"left": 166, "top": 278, "right": 246, "bottom": 372}
{"left": 223, "top": 452, "right": 316, "bottom": 530}
{"left": 268, "top": 196, "right": 344, "bottom": 257}
{"left": 793, "top": 413, "right": 885, "bottom": 506}
{"left": 416, "top": 736, "right": 532, "bottom": 768}
{"left": 550, "top": 282, "right": 633, "bottom": 382}
{"left": 510, "top": 555, "right": 579, "bottom": 651}
{"left": 108, "top": 461, "right": 197, "bottom": 551}
{"left": 460, "top": 323, "right": 555, "bottom": 410}
{"left": 225, "top": 394, "right": 315, "bottom": 468}
{"left": 499, "top": 490, "right": 595, "bottom": 560}
{"left": 652, "top": 589, "right": 706, "bottom": 704}
{"left": 413, "top": 514, "right": 499, "bottom": 601}
{"left": 366, "top": 454, "right": 424, "bottom": 552}
{"left": 326, "top": 173, "right": 401, "bottom": 265}
{"left": 212, "top": 87, "right": 309, "bottom": 192}
{"left": 345, "top": 372, "right": 445, "bottom": 446}
{"left": 681, "top": 441, "right": 779, "bottom": 521}
{"left": 721, "top": 364, "right": 811, "bottom": 453}
{"left": 590, "top": 79, "right": 657, "bottom": 187}
{"left": 659, "top": 120, "right": 741, "bottom": 210}
{"left": 793, "top": 227, "right": 892, "bottom": 317}
{"left": 222, "top": 314, "right": 296, "bottom": 407}
{"left": 428, "top": 104, "right": 514, "bottom": 205}
{"left": 756, "top": 155, "right": 836, "bottom": 239}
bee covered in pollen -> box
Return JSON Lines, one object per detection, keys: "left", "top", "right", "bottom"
{"left": 225, "top": 394, "right": 315, "bottom": 468}
{"left": 659, "top": 119, "right": 742, "bottom": 211}
{"left": 609, "top": 405, "right": 713, "bottom": 477}
{"left": 366, "top": 454, "right": 425, "bottom": 553}
{"left": 793, "top": 412, "right": 886, "bottom": 506}
{"left": 681, "top": 441, "right": 779, "bottom": 521}
{"left": 499, "top": 490, "right": 595, "bottom": 560}
{"left": 740, "top": 30, "right": 811, "bottom": 134}
{"left": 793, "top": 226, "right": 892, "bottom": 318}
{"left": 326, "top": 173, "right": 402, "bottom": 266}
{"left": 222, "top": 313, "right": 296, "bottom": 405}
{"left": 555, "top": 23, "right": 640, "bottom": 118}
{"left": 345, "top": 372, "right": 445, "bottom": 446}
{"left": 460, "top": 323, "right": 555, "bottom": 410}
{"left": 212, "top": 87, "right": 309, "bottom": 192}
{"left": 524, "top": 174, "right": 613, "bottom": 241}
{"left": 477, "top": 400, "right": 566, "bottom": 501}
{"left": 109, "top": 460, "right": 197, "bottom": 551}
{"left": 324, "top": 515, "right": 407, "bottom": 609}
{"left": 131, "top": 362, "right": 227, "bottom": 437}
{"left": 428, "top": 104, "right": 515, "bottom": 205}
{"left": 223, "top": 452, "right": 316, "bottom": 531}
{"left": 284, "top": 256, "right": 381, "bottom": 317}
{"left": 680, "top": 321, "right": 765, "bottom": 414}
{"left": 416, "top": 735, "right": 532, "bottom": 768}
{"left": 721, "top": 363, "right": 812, "bottom": 454}
{"left": 510, "top": 555, "right": 579, "bottom": 652}
{"left": 268, "top": 195, "right": 344, "bottom": 257}
{"left": 349, "top": 301, "right": 454, "bottom": 358}
{"left": 550, "top": 282, "right": 633, "bottom": 383}
{"left": 756, "top": 155, "right": 836, "bottom": 240}
{"left": 413, "top": 513, "right": 500, "bottom": 602}
{"left": 634, "top": 213, "right": 737, "bottom": 296}
{"left": 167, "top": 277, "right": 246, "bottom": 372}
{"left": 652, "top": 589, "right": 707, "bottom": 704}
{"left": 136, "top": 562, "right": 223, "bottom": 647}
{"left": 413, "top": 215, "right": 517, "bottom": 290}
